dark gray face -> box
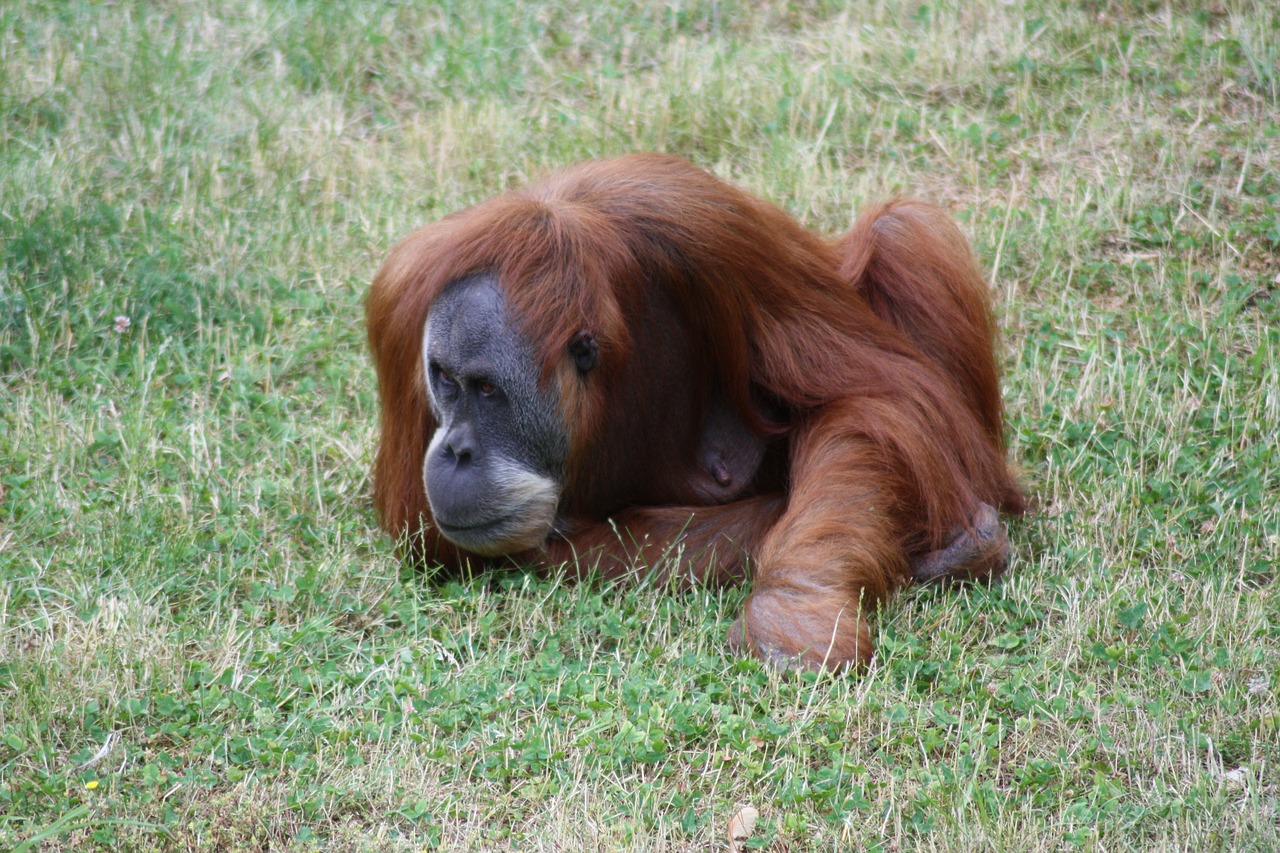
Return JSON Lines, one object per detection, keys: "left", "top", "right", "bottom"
{"left": 421, "top": 275, "right": 568, "bottom": 555}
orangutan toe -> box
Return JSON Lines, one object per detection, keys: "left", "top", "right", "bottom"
{"left": 910, "top": 501, "right": 1009, "bottom": 585}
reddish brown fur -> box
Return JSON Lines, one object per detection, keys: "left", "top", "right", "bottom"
{"left": 367, "top": 154, "right": 1025, "bottom": 669}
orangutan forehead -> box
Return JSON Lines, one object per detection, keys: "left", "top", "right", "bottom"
{"left": 424, "top": 274, "right": 510, "bottom": 364}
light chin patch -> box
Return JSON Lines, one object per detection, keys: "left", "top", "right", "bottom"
{"left": 429, "top": 461, "right": 560, "bottom": 556}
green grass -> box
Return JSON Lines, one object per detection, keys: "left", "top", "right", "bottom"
{"left": 2, "top": 0, "right": 1277, "bottom": 849}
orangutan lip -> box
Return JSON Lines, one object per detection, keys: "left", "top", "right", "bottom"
{"left": 435, "top": 516, "right": 507, "bottom": 536}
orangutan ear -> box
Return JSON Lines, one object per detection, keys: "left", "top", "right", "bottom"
{"left": 568, "top": 331, "right": 599, "bottom": 374}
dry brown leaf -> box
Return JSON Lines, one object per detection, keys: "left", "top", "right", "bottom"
{"left": 727, "top": 805, "right": 759, "bottom": 851}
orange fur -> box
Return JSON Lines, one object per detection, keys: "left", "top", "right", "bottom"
{"left": 367, "top": 154, "right": 1025, "bottom": 667}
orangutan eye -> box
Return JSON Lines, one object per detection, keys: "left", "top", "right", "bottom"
{"left": 431, "top": 363, "right": 459, "bottom": 398}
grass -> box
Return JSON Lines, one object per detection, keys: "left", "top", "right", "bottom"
{"left": 1, "top": 0, "right": 1277, "bottom": 849}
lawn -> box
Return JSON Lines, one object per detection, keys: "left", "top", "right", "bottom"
{"left": 1, "top": 0, "right": 1277, "bottom": 849}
